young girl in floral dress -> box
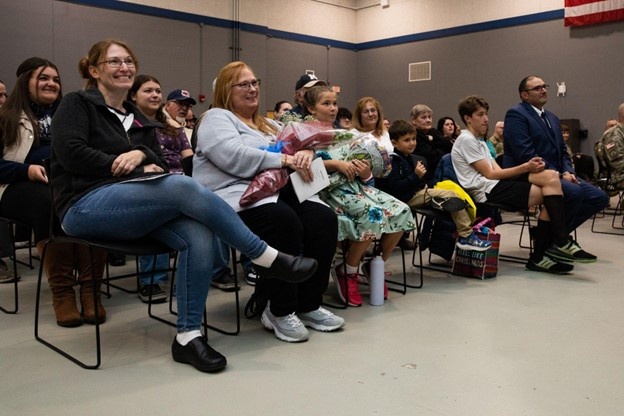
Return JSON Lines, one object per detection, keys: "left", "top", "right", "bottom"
{"left": 303, "top": 85, "right": 415, "bottom": 306}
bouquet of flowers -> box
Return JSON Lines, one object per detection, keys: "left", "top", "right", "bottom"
{"left": 320, "top": 135, "right": 392, "bottom": 191}
{"left": 239, "top": 121, "right": 354, "bottom": 207}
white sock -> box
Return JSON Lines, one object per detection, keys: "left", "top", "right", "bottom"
{"left": 251, "top": 246, "right": 279, "bottom": 268}
{"left": 345, "top": 264, "right": 359, "bottom": 275}
{"left": 176, "top": 330, "right": 202, "bottom": 346}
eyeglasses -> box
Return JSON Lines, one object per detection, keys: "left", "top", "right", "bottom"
{"left": 99, "top": 57, "right": 136, "bottom": 68}
{"left": 232, "top": 79, "right": 261, "bottom": 91}
{"left": 524, "top": 84, "right": 549, "bottom": 92}
{"left": 0, "top": 93, "right": 8, "bottom": 98}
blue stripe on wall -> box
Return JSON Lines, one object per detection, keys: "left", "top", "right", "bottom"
{"left": 59, "top": 0, "right": 564, "bottom": 51}
{"left": 356, "top": 10, "right": 564, "bottom": 50}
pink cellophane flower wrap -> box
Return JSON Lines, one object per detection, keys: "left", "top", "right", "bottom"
{"left": 239, "top": 121, "right": 354, "bottom": 207}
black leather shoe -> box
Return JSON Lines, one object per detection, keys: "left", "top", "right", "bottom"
{"left": 255, "top": 252, "right": 318, "bottom": 284}
{"left": 171, "top": 336, "right": 227, "bottom": 373}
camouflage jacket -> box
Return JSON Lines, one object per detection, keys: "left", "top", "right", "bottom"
{"left": 600, "top": 124, "right": 624, "bottom": 186}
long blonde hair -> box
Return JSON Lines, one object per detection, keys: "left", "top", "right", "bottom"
{"left": 212, "top": 61, "right": 276, "bottom": 135}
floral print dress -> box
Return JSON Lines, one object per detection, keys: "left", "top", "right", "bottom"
{"left": 317, "top": 139, "right": 415, "bottom": 242}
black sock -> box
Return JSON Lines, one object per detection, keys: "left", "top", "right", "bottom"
{"left": 541, "top": 196, "right": 568, "bottom": 245}
{"left": 533, "top": 220, "right": 552, "bottom": 259}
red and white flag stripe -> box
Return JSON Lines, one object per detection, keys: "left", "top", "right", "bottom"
{"left": 564, "top": 0, "right": 624, "bottom": 26}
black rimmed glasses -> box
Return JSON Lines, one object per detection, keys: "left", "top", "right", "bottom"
{"left": 525, "top": 84, "right": 549, "bottom": 92}
{"left": 232, "top": 79, "right": 261, "bottom": 91}
{"left": 99, "top": 57, "right": 136, "bottom": 68}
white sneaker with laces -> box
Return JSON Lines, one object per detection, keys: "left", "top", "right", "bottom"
{"left": 261, "top": 304, "right": 309, "bottom": 342}
{"left": 299, "top": 307, "right": 345, "bottom": 332}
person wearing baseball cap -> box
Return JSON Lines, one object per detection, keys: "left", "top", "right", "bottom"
{"left": 290, "top": 74, "right": 328, "bottom": 116}
{"left": 163, "top": 88, "right": 197, "bottom": 141}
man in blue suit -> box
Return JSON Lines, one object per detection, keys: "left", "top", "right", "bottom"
{"left": 503, "top": 75, "right": 608, "bottom": 262}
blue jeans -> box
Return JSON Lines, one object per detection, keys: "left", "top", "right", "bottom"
{"left": 139, "top": 239, "right": 230, "bottom": 286}
{"left": 561, "top": 178, "right": 609, "bottom": 233}
{"left": 138, "top": 254, "right": 170, "bottom": 286}
{"left": 62, "top": 175, "right": 267, "bottom": 332}
{"left": 213, "top": 238, "right": 231, "bottom": 277}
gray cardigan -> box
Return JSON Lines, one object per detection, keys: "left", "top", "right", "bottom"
{"left": 193, "top": 108, "right": 283, "bottom": 211}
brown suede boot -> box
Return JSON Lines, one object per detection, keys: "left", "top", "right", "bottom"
{"left": 75, "top": 246, "right": 108, "bottom": 325}
{"left": 37, "top": 241, "right": 82, "bottom": 328}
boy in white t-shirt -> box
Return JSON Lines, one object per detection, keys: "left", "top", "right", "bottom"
{"left": 452, "top": 95, "right": 595, "bottom": 274}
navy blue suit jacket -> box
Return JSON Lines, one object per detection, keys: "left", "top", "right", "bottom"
{"left": 502, "top": 101, "right": 574, "bottom": 174}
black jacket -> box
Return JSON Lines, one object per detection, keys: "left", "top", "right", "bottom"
{"left": 376, "top": 150, "right": 426, "bottom": 203}
{"left": 50, "top": 88, "right": 167, "bottom": 220}
{"left": 413, "top": 128, "right": 452, "bottom": 183}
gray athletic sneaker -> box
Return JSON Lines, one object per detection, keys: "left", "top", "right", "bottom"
{"left": 299, "top": 307, "right": 345, "bottom": 332}
{"left": 261, "top": 304, "right": 309, "bottom": 342}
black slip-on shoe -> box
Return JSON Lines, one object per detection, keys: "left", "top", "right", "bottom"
{"left": 255, "top": 253, "right": 318, "bottom": 284}
{"left": 171, "top": 336, "right": 227, "bottom": 373}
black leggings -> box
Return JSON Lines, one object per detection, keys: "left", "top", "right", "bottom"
{"left": 238, "top": 183, "right": 338, "bottom": 316}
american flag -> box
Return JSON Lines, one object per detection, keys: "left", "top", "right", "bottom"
{"left": 564, "top": 0, "right": 624, "bottom": 26}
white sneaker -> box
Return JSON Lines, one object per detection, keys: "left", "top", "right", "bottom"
{"left": 261, "top": 304, "right": 309, "bottom": 342}
{"left": 299, "top": 307, "right": 345, "bottom": 332}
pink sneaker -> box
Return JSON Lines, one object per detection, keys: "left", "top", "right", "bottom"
{"left": 332, "top": 264, "right": 363, "bottom": 307}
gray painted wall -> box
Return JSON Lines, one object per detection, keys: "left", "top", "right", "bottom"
{"left": 2, "top": 1, "right": 623, "bottom": 155}
{"left": 357, "top": 19, "right": 624, "bottom": 154}
{"left": 0, "top": 0, "right": 358, "bottom": 118}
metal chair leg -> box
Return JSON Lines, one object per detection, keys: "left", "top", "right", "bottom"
{"left": 34, "top": 241, "right": 102, "bottom": 369}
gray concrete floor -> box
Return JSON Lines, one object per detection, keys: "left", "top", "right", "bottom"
{"left": 1, "top": 210, "right": 623, "bottom": 416}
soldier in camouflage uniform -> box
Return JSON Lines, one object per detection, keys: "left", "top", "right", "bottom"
{"left": 600, "top": 104, "right": 624, "bottom": 189}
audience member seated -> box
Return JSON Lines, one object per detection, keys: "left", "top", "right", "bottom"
{"left": 273, "top": 100, "right": 292, "bottom": 123}
{"left": 0, "top": 57, "right": 107, "bottom": 326}
{"left": 352, "top": 96, "right": 393, "bottom": 153}
{"left": 132, "top": 75, "right": 239, "bottom": 296}
{"left": 410, "top": 104, "right": 453, "bottom": 184}
{"left": 0, "top": 77, "right": 17, "bottom": 283}
{"left": 288, "top": 74, "right": 327, "bottom": 117}
{"left": 334, "top": 107, "right": 352, "bottom": 130}
{"left": 503, "top": 75, "right": 607, "bottom": 260}
{"left": 129, "top": 75, "right": 187, "bottom": 301}
{"left": 383, "top": 118, "right": 391, "bottom": 131}
{"left": 164, "top": 88, "right": 196, "bottom": 143}
{"left": 488, "top": 121, "right": 504, "bottom": 157}
{"left": 605, "top": 119, "right": 618, "bottom": 131}
{"left": 50, "top": 39, "right": 319, "bottom": 372}
{"left": 378, "top": 120, "right": 491, "bottom": 252}
{"left": 193, "top": 61, "right": 344, "bottom": 343}
{"left": 437, "top": 116, "right": 458, "bottom": 145}
{"left": 304, "top": 85, "right": 414, "bottom": 307}
{"left": 599, "top": 103, "right": 624, "bottom": 189}
{"left": 452, "top": 95, "right": 598, "bottom": 274}
{"left": 560, "top": 124, "right": 574, "bottom": 158}
{"left": 185, "top": 109, "right": 197, "bottom": 131}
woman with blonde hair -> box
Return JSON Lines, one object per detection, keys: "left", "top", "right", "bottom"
{"left": 193, "top": 61, "right": 344, "bottom": 343}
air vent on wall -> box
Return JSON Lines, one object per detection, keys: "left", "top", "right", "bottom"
{"left": 409, "top": 61, "right": 431, "bottom": 82}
